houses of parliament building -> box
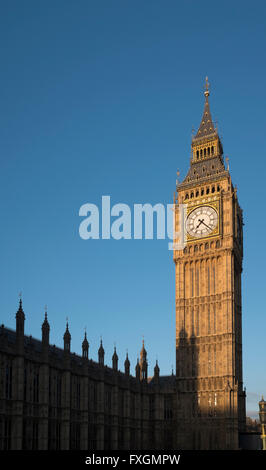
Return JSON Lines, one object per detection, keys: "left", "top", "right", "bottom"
{"left": 0, "top": 80, "right": 247, "bottom": 450}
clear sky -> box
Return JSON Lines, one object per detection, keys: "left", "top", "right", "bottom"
{"left": 0, "top": 0, "right": 265, "bottom": 418}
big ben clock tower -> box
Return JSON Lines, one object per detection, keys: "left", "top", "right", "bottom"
{"left": 174, "top": 79, "right": 246, "bottom": 450}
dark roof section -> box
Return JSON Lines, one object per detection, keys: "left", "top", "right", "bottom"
{"left": 194, "top": 93, "right": 216, "bottom": 140}
{"left": 193, "top": 77, "right": 217, "bottom": 142}
{"left": 148, "top": 374, "right": 176, "bottom": 389}
{"left": 180, "top": 154, "right": 227, "bottom": 188}
{"left": 0, "top": 326, "right": 176, "bottom": 390}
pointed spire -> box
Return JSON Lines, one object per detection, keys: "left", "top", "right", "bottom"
{"left": 112, "top": 345, "right": 118, "bottom": 371}
{"left": 194, "top": 77, "right": 216, "bottom": 139}
{"left": 82, "top": 329, "right": 89, "bottom": 359}
{"left": 154, "top": 359, "right": 160, "bottom": 383}
{"left": 63, "top": 319, "right": 71, "bottom": 352}
{"left": 139, "top": 339, "right": 148, "bottom": 381}
{"left": 16, "top": 294, "right": 25, "bottom": 351}
{"left": 42, "top": 306, "right": 50, "bottom": 345}
{"left": 98, "top": 337, "right": 105, "bottom": 365}
{"left": 135, "top": 357, "right": 140, "bottom": 380}
{"left": 16, "top": 294, "right": 25, "bottom": 321}
{"left": 177, "top": 78, "right": 226, "bottom": 183}
{"left": 140, "top": 338, "right": 147, "bottom": 360}
{"left": 124, "top": 351, "right": 130, "bottom": 376}
{"left": 42, "top": 306, "right": 50, "bottom": 331}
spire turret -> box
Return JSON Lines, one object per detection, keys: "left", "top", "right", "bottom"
{"left": 112, "top": 346, "right": 118, "bottom": 371}
{"left": 16, "top": 297, "right": 25, "bottom": 331}
{"left": 82, "top": 330, "right": 89, "bottom": 359}
{"left": 154, "top": 359, "right": 160, "bottom": 375}
{"left": 135, "top": 357, "right": 140, "bottom": 381}
{"left": 98, "top": 338, "right": 105, "bottom": 365}
{"left": 16, "top": 295, "right": 25, "bottom": 353}
{"left": 124, "top": 351, "right": 130, "bottom": 376}
{"left": 63, "top": 320, "right": 71, "bottom": 352}
{"left": 140, "top": 339, "right": 148, "bottom": 381}
{"left": 154, "top": 360, "right": 160, "bottom": 383}
{"left": 42, "top": 307, "right": 50, "bottom": 346}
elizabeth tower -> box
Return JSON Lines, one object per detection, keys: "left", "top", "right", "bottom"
{"left": 174, "top": 80, "right": 246, "bottom": 449}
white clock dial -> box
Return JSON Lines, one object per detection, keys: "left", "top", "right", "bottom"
{"left": 186, "top": 206, "right": 218, "bottom": 238}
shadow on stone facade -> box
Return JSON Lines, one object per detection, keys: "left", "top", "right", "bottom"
{"left": 175, "top": 327, "right": 247, "bottom": 450}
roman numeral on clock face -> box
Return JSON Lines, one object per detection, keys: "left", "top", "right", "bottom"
{"left": 186, "top": 206, "right": 218, "bottom": 238}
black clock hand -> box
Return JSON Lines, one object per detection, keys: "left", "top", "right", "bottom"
{"left": 195, "top": 219, "right": 203, "bottom": 229}
{"left": 200, "top": 219, "right": 212, "bottom": 231}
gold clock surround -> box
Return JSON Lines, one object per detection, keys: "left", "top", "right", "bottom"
{"left": 185, "top": 199, "right": 220, "bottom": 242}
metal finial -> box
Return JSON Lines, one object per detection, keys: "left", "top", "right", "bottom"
{"left": 176, "top": 169, "right": 180, "bottom": 187}
{"left": 225, "top": 156, "right": 229, "bottom": 171}
{"left": 204, "top": 76, "right": 210, "bottom": 97}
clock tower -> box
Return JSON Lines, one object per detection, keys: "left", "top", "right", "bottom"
{"left": 174, "top": 79, "right": 246, "bottom": 449}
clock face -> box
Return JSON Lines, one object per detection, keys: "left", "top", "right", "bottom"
{"left": 186, "top": 206, "right": 218, "bottom": 238}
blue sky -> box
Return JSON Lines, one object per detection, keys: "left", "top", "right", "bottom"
{"left": 0, "top": 0, "right": 265, "bottom": 418}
